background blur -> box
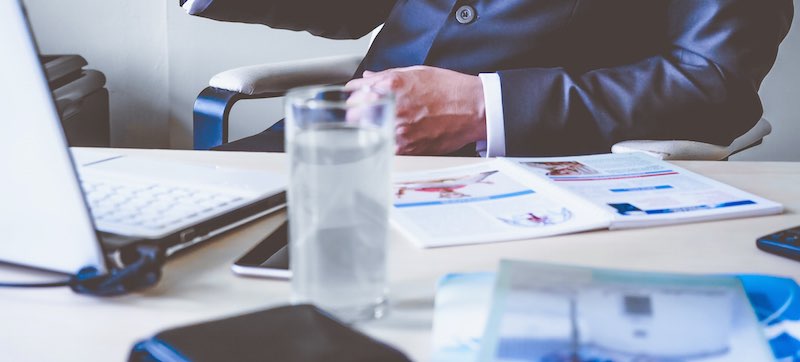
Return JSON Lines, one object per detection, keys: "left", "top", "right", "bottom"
{"left": 23, "top": 0, "right": 800, "bottom": 161}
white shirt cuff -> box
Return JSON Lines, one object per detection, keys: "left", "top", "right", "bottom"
{"left": 182, "top": 0, "right": 213, "bottom": 14}
{"left": 478, "top": 73, "right": 506, "bottom": 157}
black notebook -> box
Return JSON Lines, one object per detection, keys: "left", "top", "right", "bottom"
{"left": 129, "top": 304, "right": 410, "bottom": 362}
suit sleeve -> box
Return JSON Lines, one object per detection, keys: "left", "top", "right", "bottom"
{"left": 182, "top": 0, "right": 397, "bottom": 40}
{"left": 498, "top": 0, "right": 794, "bottom": 156}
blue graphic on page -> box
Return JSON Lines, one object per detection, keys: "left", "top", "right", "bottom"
{"left": 609, "top": 200, "right": 756, "bottom": 216}
{"left": 395, "top": 190, "right": 534, "bottom": 208}
{"left": 740, "top": 275, "right": 800, "bottom": 361}
{"left": 610, "top": 185, "right": 674, "bottom": 193}
{"left": 551, "top": 169, "right": 675, "bottom": 181}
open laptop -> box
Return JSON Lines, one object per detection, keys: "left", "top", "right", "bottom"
{"left": 0, "top": 0, "right": 286, "bottom": 275}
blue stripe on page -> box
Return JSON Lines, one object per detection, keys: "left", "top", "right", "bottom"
{"left": 394, "top": 190, "right": 535, "bottom": 208}
{"left": 610, "top": 185, "right": 673, "bottom": 193}
{"left": 644, "top": 200, "right": 757, "bottom": 215}
{"left": 552, "top": 169, "right": 674, "bottom": 180}
{"left": 717, "top": 200, "right": 758, "bottom": 208}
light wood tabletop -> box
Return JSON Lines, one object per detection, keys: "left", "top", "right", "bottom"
{"left": 2, "top": 148, "right": 799, "bottom": 361}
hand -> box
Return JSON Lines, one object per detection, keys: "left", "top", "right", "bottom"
{"left": 345, "top": 66, "right": 486, "bottom": 155}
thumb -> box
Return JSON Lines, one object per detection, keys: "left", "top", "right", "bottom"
{"left": 362, "top": 70, "right": 377, "bottom": 77}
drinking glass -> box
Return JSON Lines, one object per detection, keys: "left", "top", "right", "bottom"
{"left": 285, "top": 85, "right": 395, "bottom": 322}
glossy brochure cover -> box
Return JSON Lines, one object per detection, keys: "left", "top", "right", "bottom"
{"left": 432, "top": 269, "right": 798, "bottom": 361}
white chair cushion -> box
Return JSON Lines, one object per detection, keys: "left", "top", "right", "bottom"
{"left": 611, "top": 118, "right": 772, "bottom": 160}
{"left": 209, "top": 54, "right": 363, "bottom": 95}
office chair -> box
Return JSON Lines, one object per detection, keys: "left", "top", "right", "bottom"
{"left": 193, "top": 27, "right": 383, "bottom": 151}
{"left": 193, "top": 29, "right": 772, "bottom": 160}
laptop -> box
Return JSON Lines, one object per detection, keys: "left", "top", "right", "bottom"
{"left": 0, "top": 0, "right": 286, "bottom": 275}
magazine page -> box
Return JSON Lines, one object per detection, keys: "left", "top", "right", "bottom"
{"left": 478, "top": 260, "right": 774, "bottom": 362}
{"left": 501, "top": 153, "right": 783, "bottom": 229}
{"left": 391, "top": 161, "right": 610, "bottom": 248}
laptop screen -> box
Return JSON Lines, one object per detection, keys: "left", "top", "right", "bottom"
{"left": 0, "top": 0, "right": 106, "bottom": 273}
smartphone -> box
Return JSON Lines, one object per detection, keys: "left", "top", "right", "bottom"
{"left": 756, "top": 225, "right": 800, "bottom": 261}
{"left": 231, "top": 221, "right": 291, "bottom": 279}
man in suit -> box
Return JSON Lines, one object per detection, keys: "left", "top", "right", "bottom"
{"left": 182, "top": 0, "right": 793, "bottom": 157}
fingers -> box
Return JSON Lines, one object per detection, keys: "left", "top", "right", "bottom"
{"left": 344, "top": 69, "right": 406, "bottom": 126}
{"left": 345, "top": 87, "right": 383, "bottom": 124}
{"left": 344, "top": 76, "right": 375, "bottom": 90}
{"left": 346, "top": 67, "right": 415, "bottom": 92}
{"left": 346, "top": 72, "right": 393, "bottom": 92}
{"left": 395, "top": 123, "right": 425, "bottom": 155}
{"left": 344, "top": 69, "right": 390, "bottom": 90}
{"left": 346, "top": 87, "right": 382, "bottom": 105}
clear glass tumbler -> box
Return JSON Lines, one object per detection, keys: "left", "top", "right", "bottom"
{"left": 285, "top": 85, "right": 395, "bottom": 322}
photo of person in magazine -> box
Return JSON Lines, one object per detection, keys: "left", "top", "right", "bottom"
{"left": 498, "top": 209, "right": 572, "bottom": 228}
{"left": 395, "top": 171, "right": 497, "bottom": 200}
{"left": 523, "top": 161, "right": 600, "bottom": 176}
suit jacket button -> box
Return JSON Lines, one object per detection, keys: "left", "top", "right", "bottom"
{"left": 455, "top": 5, "right": 476, "bottom": 24}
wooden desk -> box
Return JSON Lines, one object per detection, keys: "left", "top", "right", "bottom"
{"left": 2, "top": 149, "right": 799, "bottom": 361}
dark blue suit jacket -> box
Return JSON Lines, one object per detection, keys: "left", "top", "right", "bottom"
{"left": 194, "top": 0, "right": 793, "bottom": 156}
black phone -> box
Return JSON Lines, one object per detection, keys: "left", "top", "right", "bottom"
{"left": 231, "top": 221, "right": 290, "bottom": 279}
{"left": 756, "top": 225, "right": 800, "bottom": 261}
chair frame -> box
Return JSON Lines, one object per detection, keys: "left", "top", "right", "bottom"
{"left": 193, "top": 88, "right": 284, "bottom": 150}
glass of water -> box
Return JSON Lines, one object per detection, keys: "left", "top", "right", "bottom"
{"left": 285, "top": 85, "right": 395, "bottom": 322}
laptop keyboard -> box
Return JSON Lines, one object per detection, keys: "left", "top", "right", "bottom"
{"left": 81, "top": 178, "right": 246, "bottom": 236}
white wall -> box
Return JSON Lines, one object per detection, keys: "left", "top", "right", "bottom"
{"left": 734, "top": 2, "right": 800, "bottom": 161}
{"left": 21, "top": 0, "right": 800, "bottom": 160}
{"left": 24, "top": 0, "right": 170, "bottom": 148}
{"left": 23, "top": 0, "right": 368, "bottom": 149}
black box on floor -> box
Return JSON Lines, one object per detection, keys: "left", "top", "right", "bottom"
{"left": 41, "top": 54, "right": 110, "bottom": 147}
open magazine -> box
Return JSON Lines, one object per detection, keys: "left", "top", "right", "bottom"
{"left": 392, "top": 153, "right": 782, "bottom": 248}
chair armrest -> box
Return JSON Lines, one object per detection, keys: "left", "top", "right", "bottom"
{"left": 611, "top": 118, "right": 772, "bottom": 160}
{"left": 209, "top": 54, "right": 364, "bottom": 95}
{"left": 194, "top": 54, "right": 364, "bottom": 149}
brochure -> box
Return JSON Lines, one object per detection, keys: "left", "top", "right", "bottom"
{"left": 431, "top": 267, "right": 799, "bottom": 361}
{"left": 478, "top": 260, "right": 772, "bottom": 361}
{"left": 392, "top": 153, "right": 782, "bottom": 247}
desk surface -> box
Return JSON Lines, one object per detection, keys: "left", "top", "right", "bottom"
{"left": 2, "top": 149, "right": 800, "bottom": 361}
